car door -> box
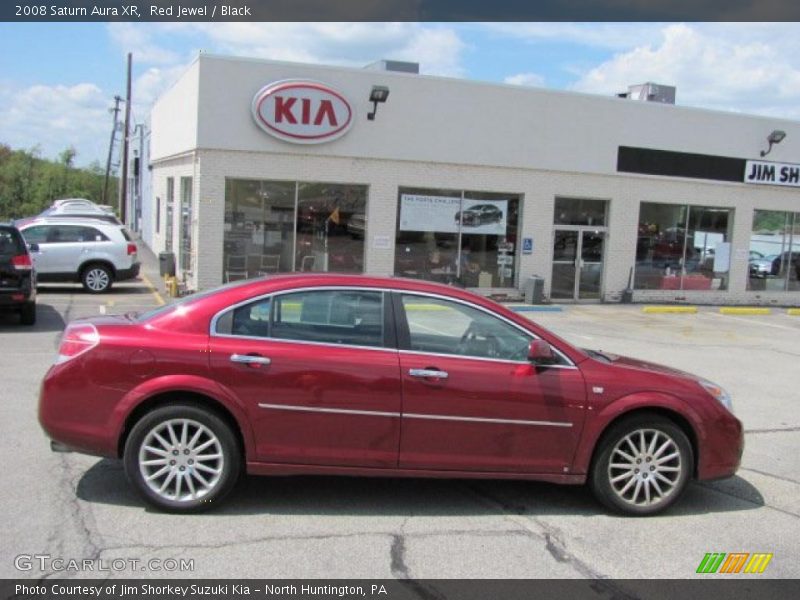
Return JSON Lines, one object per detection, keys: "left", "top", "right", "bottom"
{"left": 20, "top": 225, "right": 58, "bottom": 274}
{"left": 209, "top": 288, "right": 402, "bottom": 468}
{"left": 395, "top": 292, "right": 587, "bottom": 474}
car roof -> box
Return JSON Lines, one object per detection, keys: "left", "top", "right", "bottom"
{"left": 19, "top": 217, "right": 120, "bottom": 228}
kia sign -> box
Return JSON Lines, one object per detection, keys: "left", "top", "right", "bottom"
{"left": 252, "top": 80, "right": 354, "bottom": 144}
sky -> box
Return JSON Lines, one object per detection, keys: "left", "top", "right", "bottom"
{"left": 1, "top": 22, "right": 799, "bottom": 167}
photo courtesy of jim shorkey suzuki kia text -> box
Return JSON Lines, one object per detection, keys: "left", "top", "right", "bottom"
{"left": 14, "top": 584, "right": 388, "bottom": 597}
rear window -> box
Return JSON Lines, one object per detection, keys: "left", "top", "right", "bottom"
{"left": 0, "top": 228, "right": 24, "bottom": 257}
{"left": 120, "top": 228, "right": 133, "bottom": 242}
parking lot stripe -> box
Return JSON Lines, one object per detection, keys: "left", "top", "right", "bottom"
{"left": 788, "top": 308, "right": 800, "bottom": 316}
{"left": 642, "top": 306, "right": 698, "bottom": 314}
{"left": 719, "top": 307, "right": 771, "bottom": 315}
{"left": 141, "top": 274, "right": 166, "bottom": 306}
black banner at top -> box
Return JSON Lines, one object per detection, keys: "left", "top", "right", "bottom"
{"left": 2, "top": 0, "right": 800, "bottom": 22}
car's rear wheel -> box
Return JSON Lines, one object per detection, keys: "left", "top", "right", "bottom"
{"left": 123, "top": 404, "right": 241, "bottom": 512}
{"left": 81, "top": 264, "right": 113, "bottom": 293}
{"left": 590, "top": 414, "right": 693, "bottom": 516}
{"left": 20, "top": 301, "right": 36, "bottom": 325}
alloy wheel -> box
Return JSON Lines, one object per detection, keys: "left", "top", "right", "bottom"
{"left": 138, "top": 418, "right": 225, "bottom": 503}
{"left": 85, "top": 268, "right": 110, "bottom": 292}
{"left": 607, "top": 428, "right": 683, "bottom": 508}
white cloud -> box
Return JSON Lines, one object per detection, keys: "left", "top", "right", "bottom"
{"left": 504, "top": 72, "right": 545, "bottom": 87}
{"left": 107, "top": 23, "right": 180, "bottom": 65}
{"left": 484, "top": 23, "right": 666, "bottom": 51}
{"left": 0, "top": 82, "right": 110, "bottom": 165}
{"left": 182, "top": 22, "right": 467, "bottom": 76}
{"left": 570, "top": 23, "right": 800, "bottom": 119}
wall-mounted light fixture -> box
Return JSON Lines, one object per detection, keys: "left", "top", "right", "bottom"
{"left": 367, "top": 85, "right": 390, "bottom": 121}
{"left": 760, "top": 130, "right": 786, "bottom": 157}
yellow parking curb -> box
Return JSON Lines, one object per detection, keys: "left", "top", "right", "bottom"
{"left": 642, "top": 306, "right": 698, "bottom": 314}
{"left": 788, "top": 308, "right": 800, "bottom": 316}
{"left": 141, "top": 274, "right": 166, "bottom": 306}
{"left": 719, "top": 307, "right": 771, "bottom": 315}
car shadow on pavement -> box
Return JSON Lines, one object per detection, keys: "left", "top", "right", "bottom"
{"left": 76, "top": 458, "right": 765, "bottom": 518}
{"left": 36, "top": 283, "right": 155, "bottom": 295}
{"left": 0, "top": 302, "right": 65, "bottom": 333}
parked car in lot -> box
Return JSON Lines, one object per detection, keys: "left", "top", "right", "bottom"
{"left": 38, "top": 274, "right": 743, "bottom": 515}
{"left": 455, "top": 204, "right": 503, "bottom": 227}
{"left": 18, "top": 218, "right": 139, "bottom": 293}
{"left": 0, "top": 224, "right": 36, "bottom": 325}
{"left": 15, "top": 199, "right": 121, "bottom": 229}
{"left": 770, "top": 250, "right": 800, "bottom": 279}
{"left": 749, "top": 254, "right": 778, "bottom": 278}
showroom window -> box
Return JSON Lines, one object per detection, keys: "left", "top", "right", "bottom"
{"left": 394, "top": 187, "right": 521, "bottom": 288}
{"left": 223, "top": 179, "right": 367, "bottom": 282}
{"left": 747, "top": 210, "right": 800, "bottom": 292}
{"left": 634, "top": 203, "right": 733, "bottom": 291}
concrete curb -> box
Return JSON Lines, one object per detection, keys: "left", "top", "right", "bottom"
{"left": 507, "top": 305, "right": 564, "bottom": 313}
{"left": 787, "top": 308, "right": 800, "bottom": 316}
{"left": 719, "top": 307, "right": 772, "bottom": 315}
{"left": 642, "top": 306, "right": 698, "bottom": 314}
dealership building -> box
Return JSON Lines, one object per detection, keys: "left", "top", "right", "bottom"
{"left": 140, "top": 53, "right": 800, "bottom": 304}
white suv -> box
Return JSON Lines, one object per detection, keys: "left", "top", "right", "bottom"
{"left": 18, "top": 218, "right": 139, "bottom": 293}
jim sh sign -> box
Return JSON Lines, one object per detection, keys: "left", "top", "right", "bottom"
{"left": 744, "top": 160, "right": 800, "bottom": 188}
{"left": 252, "top": 80, "right": 354, "bottom": 144}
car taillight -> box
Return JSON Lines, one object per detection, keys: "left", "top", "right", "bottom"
{"left": 127, "top": 243, "right": 137, "bottom": 256}
{"left": 56, "top": 323, "right": 99, "bottom": 365}
{"left": 11, "top": 254, "right": 32, "bottom": 270}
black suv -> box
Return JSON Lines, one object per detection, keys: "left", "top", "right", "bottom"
{"left": 0, "top": 224, "right": 36, "bottom": 325}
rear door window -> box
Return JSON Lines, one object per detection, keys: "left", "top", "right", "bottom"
{"left": 272, "top": 290, "right": 386, "bottom": 348}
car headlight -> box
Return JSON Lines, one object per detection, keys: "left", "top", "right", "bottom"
{"left": 698, "top": 379, "right": 734, "bottom": 413}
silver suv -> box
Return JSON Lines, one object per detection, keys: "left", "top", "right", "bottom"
{"left": 18, "top": 218, "right": 139, "bottom": 293}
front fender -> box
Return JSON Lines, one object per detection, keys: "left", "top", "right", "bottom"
{"left": 109, "top": 374, "right": 256, "bottom": 459}
{"left": 571, "top": 391, "right": 704, "bottom": 476}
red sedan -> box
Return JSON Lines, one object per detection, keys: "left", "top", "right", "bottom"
{"left": 39, "top": 274, "right": 742, "bottom": 515}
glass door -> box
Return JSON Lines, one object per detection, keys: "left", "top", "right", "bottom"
{"left": 551, "top": 231, "right": 579, "bottom": 299}
{"left": 551, "top": 229, "right": 605, "bottom": 300}
{"left": 578, "top": 231, "right": 605, "bottom": 299}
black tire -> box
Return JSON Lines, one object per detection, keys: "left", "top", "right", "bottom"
{"left": 81, "top": 263, "right": 113, "bottom": 293}
{"left": 20, "top": 302, "right": 36, "bottom": 326}
{"left": 123, "top": 404, "right": 241, "bottom": 512}
{"left": 589, "top": 414, "right": 693, "bottom": 516}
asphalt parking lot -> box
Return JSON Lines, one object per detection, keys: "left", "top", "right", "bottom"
{"left": 1, "top": 272, "right": 798, "bottom": 581}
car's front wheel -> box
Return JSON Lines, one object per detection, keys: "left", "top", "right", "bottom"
{"left": 81, "top": 264, "right": 113, "bottom": 293}
{"left": 123, "top": 404, "right": 241, "bottom": 512}
{"left": 590, "top": 414, "right": 693, "bottom": 516}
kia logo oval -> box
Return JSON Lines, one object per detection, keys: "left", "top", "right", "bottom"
{"left": 252, "top": 80, "right": 354, "bottom": 144}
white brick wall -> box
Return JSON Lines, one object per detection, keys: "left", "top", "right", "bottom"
{"left": 148, "top": 147, "right": 800, "bottom": 306}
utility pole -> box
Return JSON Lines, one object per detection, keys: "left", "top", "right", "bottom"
{"left": 120, "top": 52, "right": 132, "bottom": 225}
{"left": 102, "top": 95, "right": 122, "bottom": 206}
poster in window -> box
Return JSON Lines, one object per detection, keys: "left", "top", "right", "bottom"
{"left": 399, "top": 195, "right": 508, "bottom": 235}
{"left": 458, "top": 200, "right": 508, "bottom": 235}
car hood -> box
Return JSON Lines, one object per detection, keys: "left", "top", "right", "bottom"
{"left": 585, "top": 349, "right": 697, "bottom": 381}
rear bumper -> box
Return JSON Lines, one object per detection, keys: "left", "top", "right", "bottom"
{"left": 0, "top": 286, "right": 34, "bottom": 308}
{"left": 116, "top": 262, "right": 141, "bottom": 281}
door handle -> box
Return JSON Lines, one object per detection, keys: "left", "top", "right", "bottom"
{"left": 408, "top": 368, "right": 448, "bottom": 380}
{"left": 230, "top": 353, "right": 271, "bottom": 366}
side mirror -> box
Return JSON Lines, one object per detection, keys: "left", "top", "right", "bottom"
{"left": 28, "top": 243, "right": 39, "bottom": 253}
{"left": 528, "top": 339, "right": 555, "bottom": 365}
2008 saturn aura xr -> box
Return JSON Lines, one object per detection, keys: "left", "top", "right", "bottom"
{"left": 39, "top": 274, "right": 743, "bottom": 515}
